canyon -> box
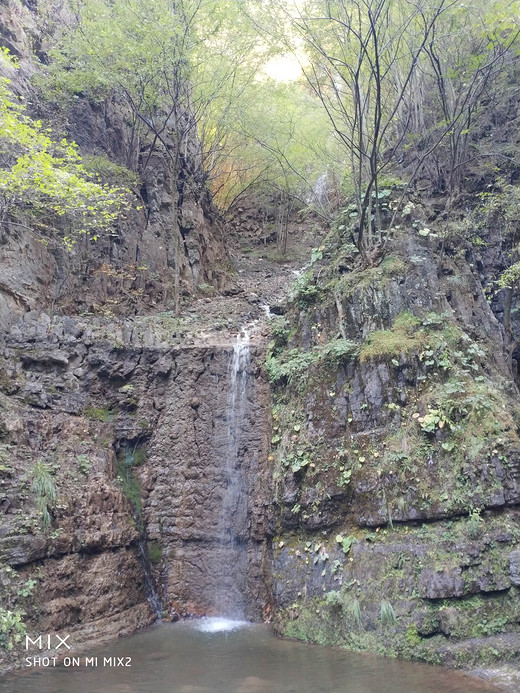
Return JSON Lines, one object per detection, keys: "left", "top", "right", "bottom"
{"left": 2, "top": 3, "right": 520, "bottom": 693}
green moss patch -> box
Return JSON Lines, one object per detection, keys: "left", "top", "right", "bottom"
{"left": 360, "top": 312, "right": 423, "bottom": 361}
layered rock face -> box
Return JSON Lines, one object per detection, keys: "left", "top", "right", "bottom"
{"left": 0, "top": 311, "right": 272, "bottom": 667}
{"left": 140, "top": 340, "right": 271, "bottom": 619}
{"left": 0, "top": 0, "right": 229, "bottom": 328}
{"left": 267, "top": 232, "right": 520, "bottom": 668}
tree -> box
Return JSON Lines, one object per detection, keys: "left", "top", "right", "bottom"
{"left": 266, "top": 0, "right": 519, "bottom": 252}
{"left": 45, "top": 0, "right": 274, "bottom": 310}
{"left": 208, "top": 78, "right": 335, "bottom": 214}
{"left": 0, "top": 50, "right": 127, "bottom": 248}
{"left": 276, "top": 0, "right": 452, "bottom": 251}
{"left": 405, "top": 0, "right": 520, "bottom": 205}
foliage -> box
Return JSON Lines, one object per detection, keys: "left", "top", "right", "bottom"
{"left": 266, "top": 338, "right": 357, "bottom": 388}
{"left": 0, "top": 608, "right": 26, "bottom": 652}
{"left": 474, "top": 183, "right": 520, "bottom": 290}
{"left": 77, "top": 454, "right": 91, "bottom": 475}
{"left": 324, "top": 590, "right": 343, "bottom": 609}
{"left": 291, "top": 454, "right": 311, "bottom": 474}
{"left": 264, "top": 0, "right": 520, "bottom": 248}
{"left": 0, "top": 50, "right": 128, "bottom": 247}
{"left": 148, "top": 542, "right": 162, "bottom": 565}
{"left": 30, "top": 461, "right": 57, "bottom": 531}
{"left": 290, "top": 271, "right": 320, "bottom": 308}
{"left": 467, "top": 509, "right": 484, "bottom": 540}
{"left": 81, "top": 155, "right": 139, "bottom": 188}
{"left": 380, "top": 600, "right": 397, "bottom": 628}
{"left": 116, "top": 447, "right": 143, "bottom": 525}
{"left": 336, "top": 534, "right": 357, "bottom": 555}
{"left": 267, "top": 0, "right": 449, "bottom": 247}
{"left": 345, "top": 597, "right": 363, "bottom": 629}
{"left": 83, "top": 406, "right": 115, "bottom": 423}
{"left": 44, "top": 0, "right": 329, "bottom": 211}
{"left": 359, "top": 312, "right": 423, "bottom": 361}
{"left": 209, "top": 79, "right": 335, "bottom": 209}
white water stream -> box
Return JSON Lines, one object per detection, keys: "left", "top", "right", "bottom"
{"left": 212, "top": 330, "right": 251, "bottom": 618}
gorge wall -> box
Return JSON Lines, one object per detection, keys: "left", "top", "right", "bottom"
{"left": 266, "top": 230, "right": 520, "bottom": 677}
{"left": 0, "top": 0, "right": 229, "bottom": 329}
{"left": 0, "top": 0, "right": 270, "bottom": 667}
{"left": 3, "top": 1, "right": 520, "bottom": 689}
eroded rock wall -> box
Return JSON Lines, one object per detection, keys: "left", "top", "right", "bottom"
{"left": 140, "top": 343, "right": 271, "bottom": 619}
{"left": 267, "top": 232, "right": 520, "bottom": 669}
{"left": 0, "top": 311, "right": 272, "bottom": 667}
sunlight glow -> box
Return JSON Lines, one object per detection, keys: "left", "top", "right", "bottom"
{"left": 262, "top": 54, "right": 304, "bottom": 82}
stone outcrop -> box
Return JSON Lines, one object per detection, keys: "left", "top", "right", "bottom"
{"left": 266, "top": 230, "right": 520, "bottom": 671}
{"left": 0, "top": 0, "right": 229, "bottom": 328}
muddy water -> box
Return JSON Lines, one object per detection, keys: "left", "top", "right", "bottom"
{"left": 1, "top": 620, "right": 500, "bottom": 693}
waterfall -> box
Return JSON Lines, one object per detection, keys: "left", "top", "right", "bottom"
{"left": 137, "top": 539, "right": 162, "bottom": 617}
{"left": 306, "top": 171, "right": 329, "bottom": 208}
{"left": 212, "top": 329, "right": 251, "bottom": 619}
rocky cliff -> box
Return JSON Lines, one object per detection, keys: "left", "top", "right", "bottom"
{"left": 0, "top": 0, "right": 229, "bottom": 328}
{"left": 0, "top": 0, "right": 248, "bottom": 667}
{"left": 265, "top": 225, "right": 520, "bottom": 685}
{"left": 0, "top": 306, "right": 273, "bottom": 666}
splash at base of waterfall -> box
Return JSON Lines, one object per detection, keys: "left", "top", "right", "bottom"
{"left": 194, "top": 617, "right": 249, "bottom": 633}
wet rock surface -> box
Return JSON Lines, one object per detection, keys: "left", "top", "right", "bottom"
{"left": 0, "top": 215, "right": 314, "bottom": 666}
{"left": 267, "top": 232, "right": 520, "bottom": 683}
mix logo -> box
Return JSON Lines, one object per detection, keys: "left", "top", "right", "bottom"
{"left": 25, "top": 635, "right": 71, "bottom": 650}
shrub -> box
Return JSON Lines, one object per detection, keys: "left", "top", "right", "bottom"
{"left": 360, "top": 312, "right": 423, "bottom": 362}
{"left": 0, "top": 608, "right": 26, "bottom": 651}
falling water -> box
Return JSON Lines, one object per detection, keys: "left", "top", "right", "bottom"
{"left": 307, "top": 171, "right": 329, "bottom": 208}
{"left": 137, "top": 539, "right": 162, "bottom": 617}
{"left": 212, "top": 329, "right": 251, "bottom": 618}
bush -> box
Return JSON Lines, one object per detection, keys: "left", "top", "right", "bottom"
{"left": 360, "top": 312, "right": 423, "bottom": 362}
{"left": 0, "top": 608, "right": 26, "bottom": 651}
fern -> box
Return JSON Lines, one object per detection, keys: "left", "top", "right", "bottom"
{"left": 345, "top": 597, "right": 362, "bottom": 629}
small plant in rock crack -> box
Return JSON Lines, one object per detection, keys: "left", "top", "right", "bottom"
{"left": 30, "top": 461, "right": 57, "bottom": 531}
{"left": 324, "top": 590, "right": 344, "bottom": 611}
{"left": 345, "top": 597, "right": 363, "bottom": 629}
{"left": 338, "top": 468, "right": 352, "bottom": 487}
{"left": 77, "top": 454, "right": 91, "bottom": 475}
{"left": 467, "top": 508, "right": 484, "bottom": 539}
{"left": 336, "top": 534, "right": 357, "bottom": 555}
{"left": 0, "top": 608, "right": 26, "bottom": 652}
{"left": 380, "top": 600, "right": 397, "bottom": 627}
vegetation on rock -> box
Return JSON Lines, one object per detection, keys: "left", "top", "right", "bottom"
{"left": 2, "top": 0, "right": 520, "bottom": 683}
